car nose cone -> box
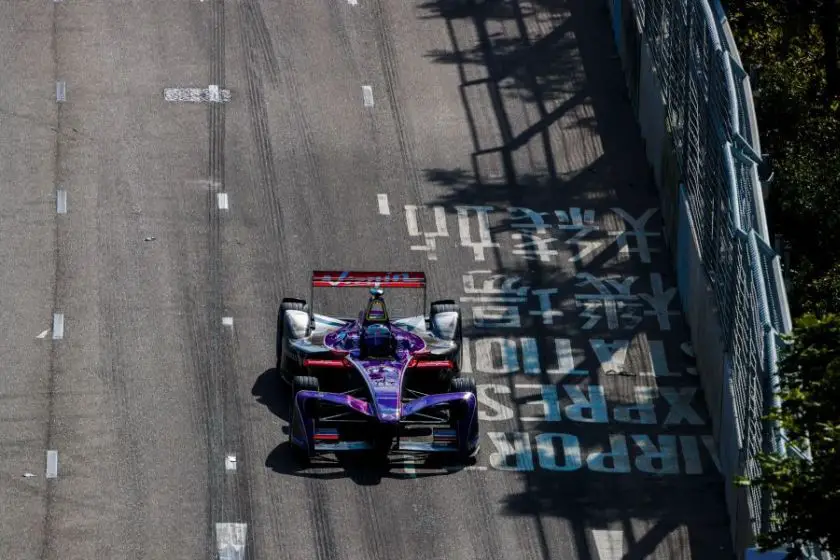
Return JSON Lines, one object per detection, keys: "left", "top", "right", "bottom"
{"left": 379, "top": 412, "right": 399, "bottom": 423}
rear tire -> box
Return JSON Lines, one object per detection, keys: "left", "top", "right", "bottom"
{"left": 430, "top": 300, "right": 463, "bottom": 375}
{"left": 277, "top": 299, "right": 308, "bottom": 377}
{"left": 430, "top": 300, "right": 459, "bottom": 316}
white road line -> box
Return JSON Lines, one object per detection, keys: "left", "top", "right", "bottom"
{"left": 362, "top": 85, "right": 374, "bottom": 107}
{"left": 216, "top": 523, "right": 247, "bottom": 560}
{"left": 347, "top": 0, "right": 358, "bottom": 5}
{"left": 52, "top": 313, "right": 64, "bottom": 340}
{"left": 225, "top": 454, "right": 237, "bottom": 471}
{"left": 222, "top": 317, "right": 234, "bottom": 327}
{"left": 217, "top": 193, "right": 229, "bottom": 210}
{"left": 56, "top": 81, "right": 66, "bottom": 102}
{"left": 376, "top": 194, "right": 390, "bottom": 215}
{"left": 46, "top": 450, "right": 58, "bottom": 478}
{"left": 36, "top": 329, "right": 50, "bottom": 339}
{"left": 56, "top": 190, "right": 67, "bottom": 214}
{"left": 591, "top": 529, "right": 626, "bottom": 560}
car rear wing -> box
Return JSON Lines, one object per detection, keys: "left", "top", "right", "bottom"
{"left": 311, "top": 271, "right": 426, "bottom": 288}
{"left": 309, "top": 271, "right": 427, "bottom": 325}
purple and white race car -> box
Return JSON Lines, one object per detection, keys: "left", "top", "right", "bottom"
{"left": 277, "top": 271, "right": 479, "bottom": 465}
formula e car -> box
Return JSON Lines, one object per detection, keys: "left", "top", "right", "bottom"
{"left": 277, "top": 271, "right": 479, "bottom": 464}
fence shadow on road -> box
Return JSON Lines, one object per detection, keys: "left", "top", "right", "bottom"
{"left": 416, "top": 0, "right": 735, "bottom": 557}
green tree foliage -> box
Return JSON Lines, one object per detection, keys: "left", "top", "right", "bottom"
{"left": 737, "top": 314, "right": 840, "bottom": 554}
{"left": 726, "top": 0, "right": 840, "bottom": 315}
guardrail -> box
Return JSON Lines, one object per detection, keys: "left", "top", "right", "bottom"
{"left": 601, "top": 0, "right": 805, "bottom": 557}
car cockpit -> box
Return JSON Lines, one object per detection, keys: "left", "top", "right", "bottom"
{"left": 359, "top": 289, "right": 396, "bottom": 359}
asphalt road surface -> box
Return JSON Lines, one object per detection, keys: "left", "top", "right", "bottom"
{"left": 0, "top": 0, "right": 735, "bottom": 558}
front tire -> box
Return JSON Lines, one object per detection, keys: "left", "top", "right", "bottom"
{"left": 289, "top": 375, "right": 319, "bottom": 465}
{"left": 450, "top": 376, "right": 476, "bottom": 396}
{"left": 292, "top": 375, "right": 319, "bottom": 409}
{"left": 450, "top": 376, "right": 479, "bottom": 463}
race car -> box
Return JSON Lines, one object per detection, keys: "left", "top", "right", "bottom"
{"left": 277, "top": 270, "right": 479, "bottom": 465}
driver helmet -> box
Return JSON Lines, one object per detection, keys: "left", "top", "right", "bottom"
{"left": 362, "top": 323, "right": 394, "bottom": 358}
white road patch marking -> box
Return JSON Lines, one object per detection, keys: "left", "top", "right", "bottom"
{"left": 217, "top": 193, "right": 229, "bottom": 210}
{"left": 222, "top": 317, "right": 234, "bottom": 327}
{"left": 56, "top": 190, "right": 67, "bottom": 214}
{"left": 591, "top": 529, "right": 625, "bottom": 560}
{"left": 56, "top": 81, "right": 66, "bottom": 102}
{"left": 362, "top": 85, "right": 374, "bottom": 107}
{"left": 216, "top": 523, "right": 247, "bottom": 560}
{"left": 163, "top": 87, "right": 231, "bottom": 103}
{"left": 46, "top": 451, "right": 58, "bottom": 478}
{"left": 405, "top": 205, "right": 421, "bottom": 236}
{"left": 36, "top": 329, "right": 50, "bottom": 339}
{"left": 208, "top": 84, "right": 221, "bottom": 103}
{"left": 377, "top": 194, "right": 390, "bottom": 215}
{"left": 52, "top": 313, "right": 64, "bottom": 340}
{"left": 225, "top": 454, "right": 237, "bottom": 471}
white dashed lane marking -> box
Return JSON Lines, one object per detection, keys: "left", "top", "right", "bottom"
{"left": 225, "top": 454, "right": 237, "bottom": 471}
{"left": 591, "top": 529, "right": 626, "bottom": 560}
{"left": 217, "top": 193, "right": 229, "bottom": 210}
{"left": 377, "top": 194, "right": 390, "bottom": 215}
{"left": 222, "top": 317, "right": 234, "bottom": 327}
{"left": 46, "top": 451, "right": 58, "bottom": 478}
{"left": 56, "top": 81, "right": 66, "bottom": 102}
{"left": 362, "top": 85, "right": 374, "bottom": 107}
{"left": 52, "top": 313, "right": 64, "bottom": 340}
{"left": 56, "top": 190, "right": 67, "bottom": 214}
{"left": 216, "top": 523, "right": 247, "bottom": 560}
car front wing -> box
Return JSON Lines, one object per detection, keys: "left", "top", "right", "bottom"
{"left": 288, "top": 390, "right": 478, "bottom": 458}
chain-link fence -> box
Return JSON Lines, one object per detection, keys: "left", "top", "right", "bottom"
{"left": 603, "top": 0, "right": 811, "bottom": 556}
